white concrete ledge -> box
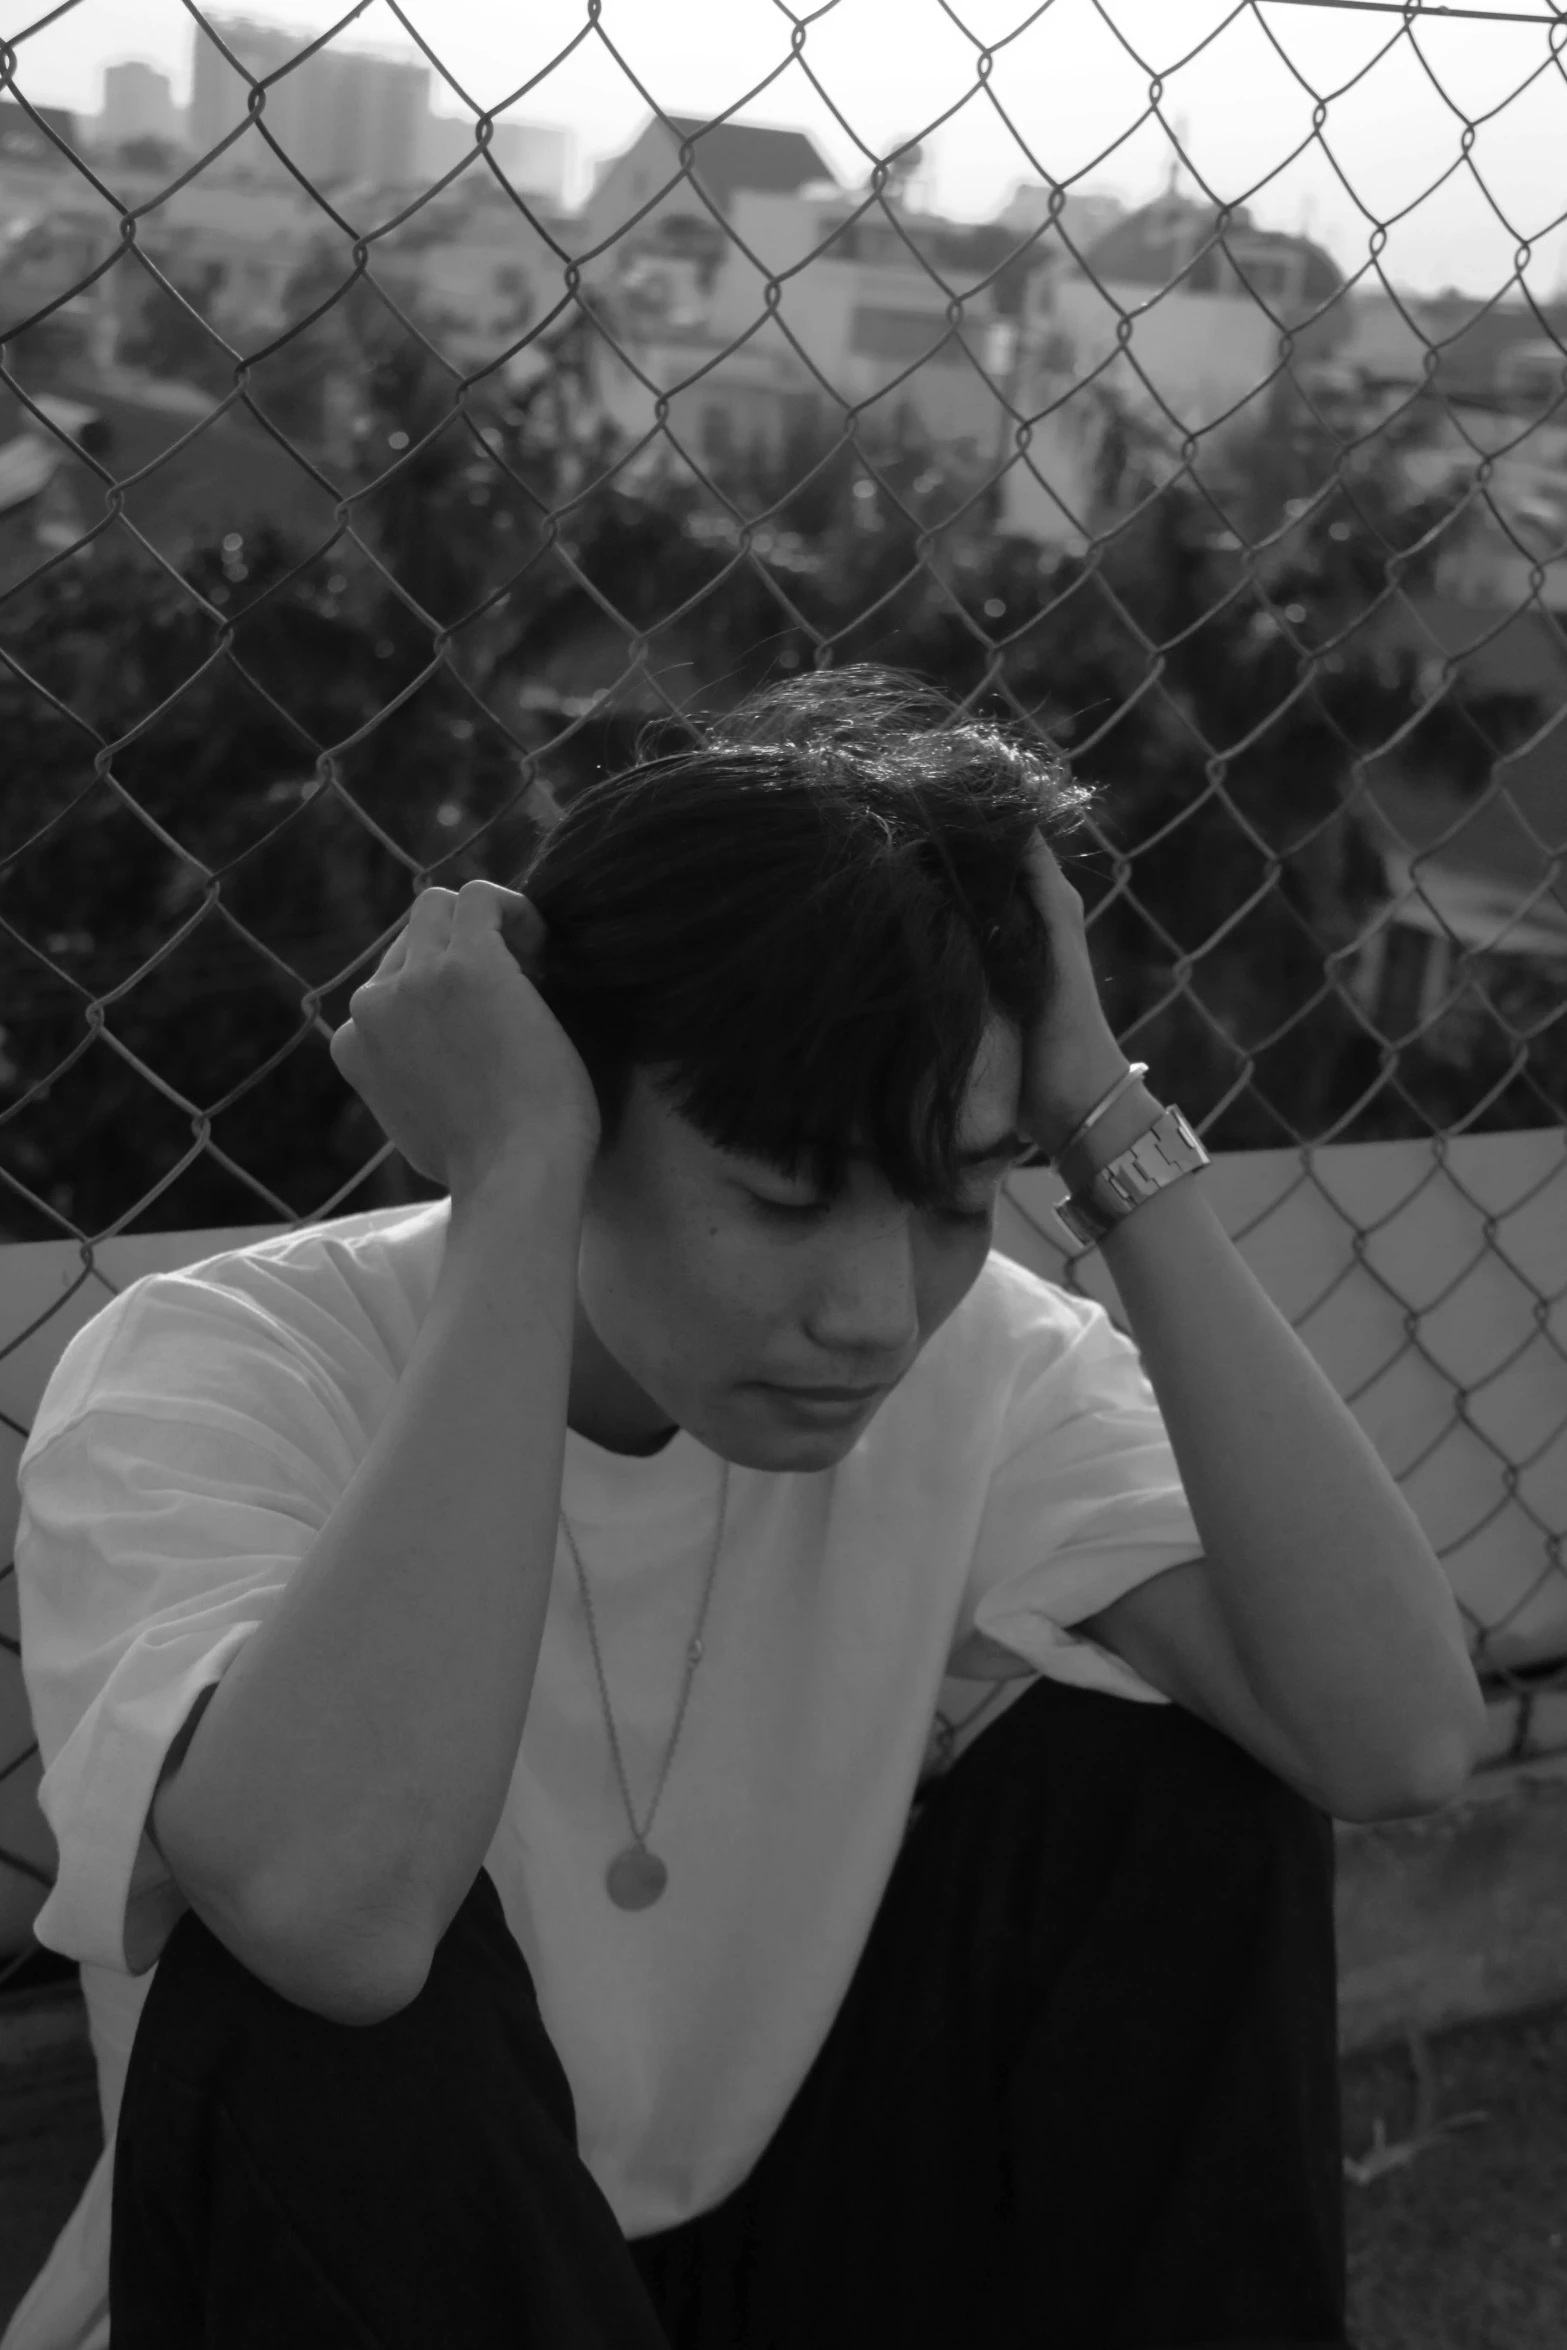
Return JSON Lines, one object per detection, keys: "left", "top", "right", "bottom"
{"left": 1336, "top": 1748, "right": 1567, "bottom": 2053}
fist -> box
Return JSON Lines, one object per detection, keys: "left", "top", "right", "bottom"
{"left": 329, "top": 880, "right": 601, "bottom": 1195}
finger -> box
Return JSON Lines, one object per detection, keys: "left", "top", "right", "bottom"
{"left": 1023, "top": 829, "right": 1063, "bottom": 881}
{"left": 452, "top": 879, "right": 548, "bottom": 967}
{"left": 400, "top": 886, "right": 460, "bottom": 974}
{"left": 363, "top": 922, "right": 413, "bottom": 985}
{"left": 377, "top": 930, "right": 411, "bottom": 981}
{"left": 1023, "top": 831, "right": 1085, "bottom": 909}
{"left": 328, "top": 1015, "right": 370, "bottom": 1094}
{"left": 1019, "top": 831, "right": 1059, "bottom": 907}
{"left": 348, "top": 913, "right": 419, "bottom": 998}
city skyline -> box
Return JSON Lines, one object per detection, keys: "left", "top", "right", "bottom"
{"left": 9, "top": 0, "right": 1567, "bottom": 298}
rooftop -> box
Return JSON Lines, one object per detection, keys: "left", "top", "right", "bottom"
{"left": 1083, "top": 192, "right": 1343, "bottom": 305}
{"left": 654, "top": 115, "right": 837, "bottom": 206}
{"left": 1351, "top": 290, "right": 1567, "bottom": 401}
{"left": 0, "top": 97, "right": 79, "bottom": 158}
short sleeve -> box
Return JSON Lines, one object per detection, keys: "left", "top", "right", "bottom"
{"left": 960, "top": 1279, "right": 1203, "bottom": 1705}
{"left": 15, "top": 1278, "right": 356, "bottom": 1977}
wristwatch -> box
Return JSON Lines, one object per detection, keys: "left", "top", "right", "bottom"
{"left": 1055, "top": 1104, "right": 1211, "bottom": 1249}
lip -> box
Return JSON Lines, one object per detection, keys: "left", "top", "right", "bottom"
{"left": 759, "top": 1382, "right": 886, "bottom": 1406}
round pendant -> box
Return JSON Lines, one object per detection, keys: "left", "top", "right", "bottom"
{"left": 607, "top": 1845, "right": 668, "bottom": 1910}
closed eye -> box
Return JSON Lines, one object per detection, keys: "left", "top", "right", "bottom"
{"left": 749, "top": 1195, "right": 831, "bottom": 1225}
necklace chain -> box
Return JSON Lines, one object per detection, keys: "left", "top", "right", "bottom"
{"left": 560, "top": 1459, "right": 730, "bottom": 1893}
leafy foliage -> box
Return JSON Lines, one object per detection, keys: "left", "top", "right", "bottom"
{"left": 1, "top": 291, "right": 1562, "bottom": 1239}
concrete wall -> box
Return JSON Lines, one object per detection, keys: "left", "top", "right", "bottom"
{"left": 1049, "top": 274, "right": 1307, "bottom": 438}
{"left": 1335, "top": 1747, "right": 1567, "bottom": 2052}
{"left": 993, "top": 1128, "right": 1567, "bottom": 1679}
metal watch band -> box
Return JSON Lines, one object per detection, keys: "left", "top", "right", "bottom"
{"left": 1055, "top": 1104, "right": 1211, "bottom": 1248}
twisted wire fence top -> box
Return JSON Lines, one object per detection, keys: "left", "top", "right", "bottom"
{"left": 0, "top": 0, "right": 1564, "bottom": 1966}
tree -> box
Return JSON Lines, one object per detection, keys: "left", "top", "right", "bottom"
{"left": 0, "top": 524, "right": 551, "bottom": 1240}
{"left": 3, "top": 342, "right": 1559, "bottom": 1239}
{"left": 118, "top": 261, "right": 237, "bottom": 396}
{"left": 988, "top": 378, "right": 1562, "bottom": 1148}
{"left": 0, "top": 311, "right": 94, "bottom": 388}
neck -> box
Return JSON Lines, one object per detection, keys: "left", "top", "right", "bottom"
{"left": 574, "top": 1414, "right": 678, "bottom": 1459}
{"left": 569, "top": 1290, "right": 680, "bottom": 1456}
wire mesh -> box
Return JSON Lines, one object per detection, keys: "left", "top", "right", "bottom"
{"left": 0, "top": 0, "right": 1565, "bottom": 1980}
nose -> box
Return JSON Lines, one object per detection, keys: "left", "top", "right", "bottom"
{"left": 805, "top": 1209, "right": 922, "bottom": 1366}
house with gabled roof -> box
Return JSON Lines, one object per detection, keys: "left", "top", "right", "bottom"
{"left": 998, "top": 189, "right": 1354, "bottom": 552}
{"left": 578, "top": 113, "right": 837, "bottom": 266}
{"left": 570, "top": 111, "right": 1028, "bottom": 478}
{"left": 1042, "top": 190, "right": 1351, "bottom": 429}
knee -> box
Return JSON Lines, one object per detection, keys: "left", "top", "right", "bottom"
{"left": 133, "top": 1869, "right": 537, "bottom": 2096}
{"left": 992, "top": 1675, "right": 1333, "bottom": 1891}
{"left": 114, "top": 1875, "right": 588, "bottom": 2323}
{"left": 1122, "top": 1697, "right": 1338, "bottom": 1924}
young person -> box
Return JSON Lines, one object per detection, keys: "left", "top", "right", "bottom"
{"left": 9, "top": 667, "right": 1481, "bottom": 2350}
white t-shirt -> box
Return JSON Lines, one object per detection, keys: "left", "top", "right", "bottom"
{"left": 3, "top": 1199, "right": 1200, "bottom": 2350}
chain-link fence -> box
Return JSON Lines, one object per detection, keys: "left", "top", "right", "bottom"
{"left": 1, "top": 0, "right": 1565, "bottom": 1981}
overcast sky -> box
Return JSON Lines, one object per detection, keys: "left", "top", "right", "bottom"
{"left": 12, "top": 0, "right": 1567, "bottom": 299}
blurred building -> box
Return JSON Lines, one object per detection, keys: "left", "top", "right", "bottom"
{"left": 186, "top": 17, "right": 314, "bottom": 169}
{"left": 1325, "top": 292, "right": 1567, "bottom": 617}
{"left": 1350, "top": 592, "right": 1567, "bottom": 1053}
{"left": 0, "top": 142, "right": 320, "bottom": 369}
{"left": 187, "top": 17, "right": 427, "bottom": 187}
{"left": 1335, "top": 289, "right": 1567, "bottom": 408}
{"left": 324, "top": 51, "right": 428, "bottom": 186}
{"left": 375, "top": 178, "right": 578, "bottom": 366}
{"left": 995, "top": 181, "right": 1127, "bottom": 254}
{"left": 418, "top": 112, "right": 572, "bottom": 202}
{"left": 0, "top": 96, "right": 79, "bottom": 162}
{"left": 0, "top": 211, "right": 119, "bottom": 374}
{"left": 99, "top": 61, "right": 182, "bottom": 149}
{"left": 581, "top": 112, "right": 835, "bottom": 243}
{"left": 997, "top": 187, "right": 1353, "bottom": 552}
{"left": 573, "top": 113, "right": 1057, "bottom": 476}
{"left": 120, "top": 178, "right": 322, "bottom": 344}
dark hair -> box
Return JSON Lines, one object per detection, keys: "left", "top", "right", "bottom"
{"left": 521, "top": 664, "right": 1102, "bottom": 1207}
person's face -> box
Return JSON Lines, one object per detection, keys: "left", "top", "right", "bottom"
{"left": 570, "top": 1016, "right": 1027, "bottom": 1470}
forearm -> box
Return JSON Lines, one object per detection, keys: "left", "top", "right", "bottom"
{"left": 156, "top": 1149, "right": 585, "bottom": 1998}
{"left": 1062, "top": 1081, "right": 1485, "bottom": 1799}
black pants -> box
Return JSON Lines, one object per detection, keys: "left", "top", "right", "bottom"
{"left": 110, "top": 1676, "right": 1353, "bottom": 2349}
